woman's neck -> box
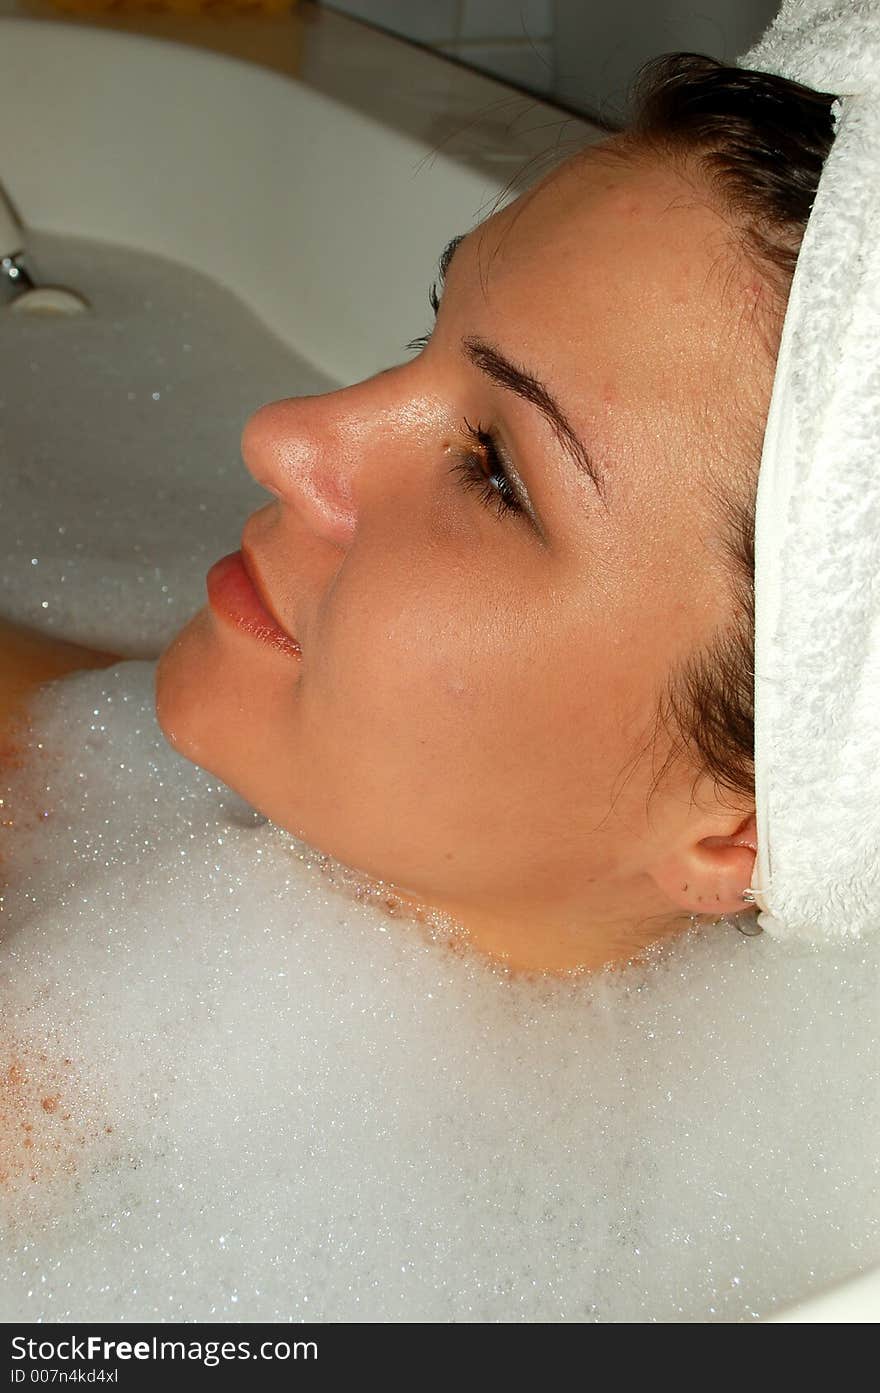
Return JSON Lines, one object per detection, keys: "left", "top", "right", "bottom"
{"left": 362, "top": 879, "right": 691, "bottom": 976}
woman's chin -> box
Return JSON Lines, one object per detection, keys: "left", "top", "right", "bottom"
{"left": 154, "top": 603, "right": 300, "bottom": 809}
{"left": 154, "top": 605, "right": 224, "bottom": 770}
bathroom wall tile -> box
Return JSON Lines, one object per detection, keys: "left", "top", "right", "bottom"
{"left": 438, "top": 39, "right": 554, "bottom": 96}
{"left": 552, "top": 0, "right": 781, "bottom": 125}
{"left": 323, "top": 1, "right": 458, "bottom": 44}
{"left": 460, "top": 0, "right": 552, "bottom": 40}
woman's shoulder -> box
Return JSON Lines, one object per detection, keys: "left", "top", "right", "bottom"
{"left": 0, "top": 615, "right": 122, "bottom": 746}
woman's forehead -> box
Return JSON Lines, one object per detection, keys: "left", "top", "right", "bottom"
{"left": 461, "top": 150, "right": 730, "bottom": 315}
{"left": 454, "top": 150, "right": 744, "bottom": 390}
{"left": 443, "top": 147, "right": 772, "bottom": 513}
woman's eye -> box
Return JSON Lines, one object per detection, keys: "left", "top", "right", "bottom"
{"left": 447, "top": 417, "right": 525, "bottom": 522}
{"left": 398, "top": 320, "right": 532, "bottom": 528}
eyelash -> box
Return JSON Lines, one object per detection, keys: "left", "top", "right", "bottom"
{"left": 405, "top": 288, "right": 524, "bottom": 524}
{"left": 448, "top": 417, "right": 524, "bottom": 521}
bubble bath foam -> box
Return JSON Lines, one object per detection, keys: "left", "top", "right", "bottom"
{"left": 0, "top": 659, "right": 877, "bottom": 1322}
{"left": 1, "top": 231, "right": 877, "bottom": 1323}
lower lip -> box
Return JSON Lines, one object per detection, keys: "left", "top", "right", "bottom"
{"left": 206, "top": 551, "right": 302, "bottom": 659}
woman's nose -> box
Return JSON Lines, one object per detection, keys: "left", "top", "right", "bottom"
{"left": 240, "top": 393, "right": 362, "bottom": 549}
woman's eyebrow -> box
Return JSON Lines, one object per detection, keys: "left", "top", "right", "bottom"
{"left": 435, "top": 234, "right": 608, "bottom": 505}
{"left": 462, "top": 337, "right": 608, "bottom": 505}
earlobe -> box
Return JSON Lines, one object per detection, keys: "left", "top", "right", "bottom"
{"left": 650, "top": 810, "right": 758, "bottom": 915}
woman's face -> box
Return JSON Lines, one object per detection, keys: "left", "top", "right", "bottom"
{"left": 156, "top": 142, "right": 771, "bottom": 973}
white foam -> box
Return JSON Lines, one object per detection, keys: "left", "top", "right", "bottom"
{"left": 1, "top": 234, "right": 878, "bottom": 1322}
{"left": 0, "top": 660, "right": 878, "bottom": 1322}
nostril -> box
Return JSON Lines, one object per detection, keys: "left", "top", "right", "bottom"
{"left": 241, "top": 455, "right": 283, "bottom": 499}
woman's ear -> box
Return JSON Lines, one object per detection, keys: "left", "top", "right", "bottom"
{"left": 649, "top": 809, "right": 757, "bottom": 915}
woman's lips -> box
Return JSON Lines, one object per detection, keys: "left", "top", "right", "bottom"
{"left": 206, "top": 550, "right": 302, "bottom": 660}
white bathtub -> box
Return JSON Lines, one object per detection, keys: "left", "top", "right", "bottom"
{"left": 0, "top": 8, "right": 876, "bottom": 1324}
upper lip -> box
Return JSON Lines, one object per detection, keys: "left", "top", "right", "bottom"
{"left": 240, "top": 544, "right": 298, "bottom": 644}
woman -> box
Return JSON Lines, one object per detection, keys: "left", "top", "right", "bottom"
{"left": 1, "top": 54, "right": 840, "bottom": 976}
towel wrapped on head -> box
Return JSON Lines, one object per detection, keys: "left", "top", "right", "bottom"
{"left": 732, "top": 0, "right": 880, "bottom": 941}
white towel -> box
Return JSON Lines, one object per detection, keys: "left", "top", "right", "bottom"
{"left": 735, "top": 1, "right": 880, "bottom": 939}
